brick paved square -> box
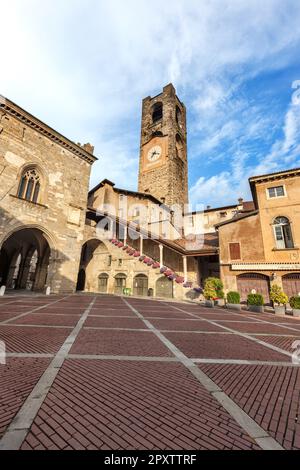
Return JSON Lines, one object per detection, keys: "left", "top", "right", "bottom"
{"left": 21, "top": 360, "right": 258, "bottom": 450}
{"left": 150, "top": 318, "right": 225, "bottom": 332}
{"left": 0, "top": 295, "right": 296, "bottom": 451}
{"left": 193, "top": 312, "right": 261, "bottom": 322}
{"left": 141, "top": 310, "right": 193, "bottom": 319}
{"left": 84, "top": 317, "right": 146, "bottom": 329}
{"left": 216, "top": 321, "right": 300, "bottom": 335}
{"left": 70, "top": 330, "right": 173, "bottom": 357}
{"left": 89, "top": 308, "right": 136, "bottom": 317}
{"left": 199, "top": 363, "right": 300, "bottom": 450}
{"left": 0, "top": 325, "right": 70, "bottom": 353}
{"left": 10, "top": 314, "right": 80, "bottom": 327}
{"left": 254, "top": 335, "right": 300, "bottom": 353}
{"left": 0, "top": 358, "right": 51, "bottom": 438}
{"left": 164, "top": 332, "right": 288, "bottom": 361}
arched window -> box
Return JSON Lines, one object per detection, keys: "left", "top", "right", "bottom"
{"left": 152, "top": 102, "right": 163, "bottom": 123}
{"left": 18, "top": 168, "right": 41, "bottom": 203}
{"left": 176, "top": 106, "right": 182, "bottom": 125}
{"left": 176, "top": 133, "right": 184, "bottom": 160}
{"left": 152, "top": 131, "right": 163, "bottom": 138}
{"left": 273, "top": 217, "right": 294, "bottom": 249}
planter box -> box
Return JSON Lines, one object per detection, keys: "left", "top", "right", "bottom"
{"left": 293, "top": 309, "right": 300, "bottom": 318}
{"left": 248, "top": 305, "right": 264, "bottom": 314}
{"left": 215, "top": 299, "right": 225, "bottom": 307}
{"left": 274, "top": 305, "right": 286, "bottom": 316}
{"left": 205, "top": 300, "right": 214, "bottom": 308}
{"left": 226, "top": 303, "right": 241, "bottom": 312}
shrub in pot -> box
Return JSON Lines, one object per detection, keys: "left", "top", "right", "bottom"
{"left": 247, "top": 293, "right": 264, "bottom": 313}
{"left": 270, "top": 285, "right": 288, "bottom": 315}
{"left": 203, "top": 285, "right": 216, "bottom": 308}
{"left": 226, "top": 291, "right": 241, "bottom": 311}
{"left": 290, "top": 296, "right": 300, "bottom": 317}
{"left": 204, "top": 278, "right": 224, "bottom": 307}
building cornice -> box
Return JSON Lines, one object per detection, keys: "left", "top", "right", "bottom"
{"left": 0, "top": 95, "right": 97, "bottom": 165}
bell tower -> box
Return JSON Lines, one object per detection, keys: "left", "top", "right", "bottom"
{"left": 138, "top": 84, "right": 188, "bottom": 207}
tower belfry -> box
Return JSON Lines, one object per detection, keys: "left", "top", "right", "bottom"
{"left": 138, "top": 84, "right": 188, "bottom": 207}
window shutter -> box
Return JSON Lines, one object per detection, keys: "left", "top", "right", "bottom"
{"left": 229, "top": 243, "right": 241, "bottom": 260}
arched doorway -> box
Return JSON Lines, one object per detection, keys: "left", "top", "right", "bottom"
{"left": 98, "top": 273, "right": 109, "bottom": 293}
{"left": 156, "top": 276, "right": 173, "bottom": 299}
{"left": 77, "top": 239, "right": 109, "bottom": 292}
{"left": 133, "top": 274, "right": 148, "bottom": 297}
{"left": 0, "top": 228, "right": 51, "bottom": 291}
{"left": 114, "top": 274, "right": 127, "bottom": 295}
{"left": 237, "top": 273, "right": 270, "bottom": 304}
{"left": 282, "top": 274, "right": 300, "bottom": 299}
{"left": 76, "top": 269, "right": 86, "bottom": 291}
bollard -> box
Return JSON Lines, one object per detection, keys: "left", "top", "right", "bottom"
{"left": 0, "top": 286, "right": 6, "bottom": 297}
{"left": 46, "top": 286, "right": 51, "bottom": 296}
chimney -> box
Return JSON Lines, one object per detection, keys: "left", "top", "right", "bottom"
{"left": 238, "top": 198, "right": 244, "bottom": 205}
{"left": 82, "top": 143, "right": 95, "bottom": 155}
{"left": 206, "top": 205, "right": 211, "bottom": 210}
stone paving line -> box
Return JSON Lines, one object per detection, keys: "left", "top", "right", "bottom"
{"left": 122, "top": 298, "right": 283, "bottom": 450}
{"left": 169, "top": 304, "right": 296, "bottom": 360}
{"left": 0, "top": 295, "right": 73, "bottom": 325}
{"left": 3, "top": 351, "right": 300, "bottom": 367}
{"left": 0, "top": 296, "right": 97, "bottom": 450}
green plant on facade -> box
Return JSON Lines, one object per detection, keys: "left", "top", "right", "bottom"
{"left": 270, "top": 285, "right": 288, "bottom": 306}
{"left": 290, "top": 296, "right": 300, "bottom": 309}
{"left": 227, "top": 291, "right": 240, "bottom": 304}
{"left": 247, "top": 293, "right": 264, "bottom": 306}
{"left": 203, "top": 277, "right": 224, "bottom": 300}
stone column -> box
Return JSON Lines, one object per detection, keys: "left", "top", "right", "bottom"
{"left": 159, "top": 244, "right": 164, "bottom": 268}
{"left": 140, "top": 235, "right": 144, "bottom": 256}
{"left": 124, "top": 225, "right": 128, "bottom": 246}
{"left": 183, "top": 255, "right": 188, "bottom": 283}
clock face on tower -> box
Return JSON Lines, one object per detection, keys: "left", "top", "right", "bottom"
{"left": 147, "top": 145, "right": 162, "bottom": 163}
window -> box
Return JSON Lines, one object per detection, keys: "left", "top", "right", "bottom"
{"left": 273, "top": 217, "right": 294, "bottom": 249}
{"left": 118, "top": 259, "right": 123, "bottom": 267}
{"left": 152, "top": 102, "right": 163, "bottom": 123}
{"left": 267, "top": 186, "right": 285, "bottom": 199}
{"left": 107, "top": 255, "right": 112, "bottom": 266}
{"left": 18, "top": 168, "right": 41, "bottom": 203}
{"left": 220, "top": 211, "right": 227, "bottom": 218}
{"left": 229, "top": 243, "right": 241, "bottom": 260}
{"left": 176, "top": 106, "right": 182, "bottom": 125}
{"left": 188, "top": 216, "right": 194, "bottom": 227}
{"left": 133, "top": 208, "right": 140, "bottom": 217}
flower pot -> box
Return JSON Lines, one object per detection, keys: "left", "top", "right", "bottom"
{"left": 248, "top": 305, "right": 264, "bottom": 314}
{"left": 215, "top": 299, "right": 225, "bottom": 307}
{"left": 293, "top": 309, "right": 300, "bottom": 318}
{"left": 274, "top": 305, "right": 286, "bottom": 316}
{"left": 226, "top": 303, "right": 241, "bottom": 312}
{"left": 205, "top": 300, "right": 214, "bottom": 308}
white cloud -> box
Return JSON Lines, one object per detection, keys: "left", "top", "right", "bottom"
{"left": 1, "top": 0, "right": 300, "bottom": 200}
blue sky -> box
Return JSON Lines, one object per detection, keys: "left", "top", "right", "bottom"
{"left": 1, "top": 0, "right": 300, "bottom": 209}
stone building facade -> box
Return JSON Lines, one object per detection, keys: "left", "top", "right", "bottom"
{"left": 0, "top": 96, "right": 96, "bottom": 293}
{"left": 1, "top": 85, "right": 300, "bottom": 303}
{"left": 218, "top": 168, "right": 300, "bottom": 302}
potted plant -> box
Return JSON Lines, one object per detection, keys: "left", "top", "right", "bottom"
{"left": 247, "top": 293, "right": 264, "bottom": 313}
{"left": 289, "top": 296, "right": 300, "bottom": 317}
{"left": 226, "top": 291, "right": 241, "bottom": 311}
{"left": 203, "top": 278, "right": 219, "bottom": 307}
{"left": 203, "top": 277, "right": 224, "bottom": 307}
{"left": 270, "top": 285, "right": 288, "bottom": 315}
